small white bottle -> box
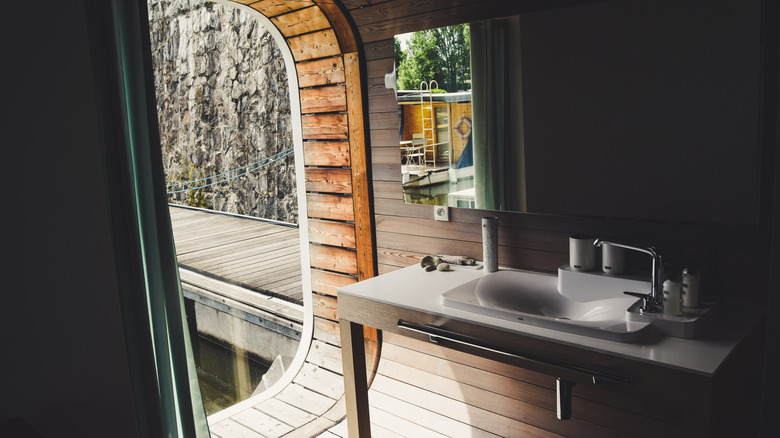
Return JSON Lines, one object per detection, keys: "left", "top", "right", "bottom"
{"left": 682, "top": 267, "right": 700, "bottom": 308}
{"left": 663, "top": 278, "right": 683, "bottom": 316}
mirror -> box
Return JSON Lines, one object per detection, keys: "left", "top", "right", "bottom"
{"left": 394, "top": 0, "right": 762, "bottom": 227}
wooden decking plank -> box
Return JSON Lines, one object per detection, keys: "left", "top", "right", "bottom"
{"left": 176, "top": 236, "right": 290, "bottom": 264}
{"left": 322, "top": 421, "right": 347, "bottom": 437}
{"left": 171, "top": 212, "right": 264, "bottom": 235}
{"left": 241, "top": 270, "right": 303, "bottom": 291}
{"left": 209, "top": 418, "right": 266, "bottom": 438}
{"left": 180, "top": 234, "right": 299, "bottom": 266}
{"left": 228, "top": 270, "right": 302, "bottom": 294}
{"left": 206, "top": 258, "right": 301, "bottom": 287}
{"left": 233, "top": 408, "right": 294, "bottom": 438}
{"left": 277, "top": 290, "right": 303, "bottom": 303}
{"left": 369, "top": 423, "right": 406, "bottom": 438}
{"left": 171, "top": 214, "right": 275, "bottom": 239}
{"left": 176, "top": 228, "right": 297, "bottom": 259}
{"left": 171, "top": 212, "right": 291, "bottom": 238}
{"left": 280, "top": 416, "right": 339, "bottom": 438}
{"left": 305, "top": 340, "right": 344, "bottom": 375}
{"left": 229, "top": 263, "right": 302, "bottom": 284}
{"left": 320, "top": 397, "right": 347, "bottom": 424}
{"left": 172, "top": 217, "right": 272, "bottom": 238}
{"left": 168, "top": 208, "right": 214, "bottom": 226}
{"left": 191, "top": 244, "right": 300, "bottom": 273}
{"left": 173, "top": 222, "right": 280, "bottom": 247}
{"left": 170, "top": 205, "right": 305, "bottom": 303}
{"left": 293, "top": 362, "right": 345, "bottom": 400}
{"left": 183, "top": 266, "right": 301, "bottom": 299}
{"left": 276, "top": 383, "right": 337, "bottom": 417}
{"left": 269, "top": 281, "right": 304, "bottom": 298}
{"left": 220, "top": 254, "right": 301, "bottom": 280}
{"left": 169, "top": 214, "right": 217, "bottom": 232}
{"left": 367, "top": 403, "right": 449, "bottom": 438}
{"left": 369, "top": 379, "right": 503, "bottom": 438}
{"left": 254, "top": 399, "right": 318, "bottom": 428}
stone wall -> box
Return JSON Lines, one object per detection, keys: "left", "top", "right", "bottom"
{"left": 147, "top": 0, "right": 297, "bottom": 223}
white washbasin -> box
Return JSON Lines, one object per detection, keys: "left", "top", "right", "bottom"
{"left": 441, "top": 268, "right": 654, "bottom": 342}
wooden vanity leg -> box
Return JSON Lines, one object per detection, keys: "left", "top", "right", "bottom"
{"left": 340, "top": 319, "right": 371, "bottom": 437}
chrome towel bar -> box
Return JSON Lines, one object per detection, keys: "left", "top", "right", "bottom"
{"left": 397, "top": 319, "right": 633, "bottom": 387}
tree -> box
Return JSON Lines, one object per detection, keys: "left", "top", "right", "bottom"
{"left": 396, "top": 24, "right": 470, "bottom": 92}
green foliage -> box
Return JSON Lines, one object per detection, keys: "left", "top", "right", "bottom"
{"left": 396, "top": 24, "right": 471, "bottom": 92}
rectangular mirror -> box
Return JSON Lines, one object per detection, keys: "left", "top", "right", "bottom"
{"left": 393, "top": 0, "right": 763, "bottom": 227}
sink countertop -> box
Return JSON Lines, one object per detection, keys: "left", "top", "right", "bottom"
{"left": 338, "top": 264, "right": 762, "bottom": 377}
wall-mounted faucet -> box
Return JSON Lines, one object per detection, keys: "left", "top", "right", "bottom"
{"left": 593, "top": 239, "right": 663, "bottom": 313}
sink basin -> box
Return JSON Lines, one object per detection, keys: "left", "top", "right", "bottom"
{"left": 441, "top": 268, "right": 654, "bottom": 342}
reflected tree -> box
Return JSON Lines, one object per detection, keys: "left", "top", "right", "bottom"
{"left": 396, "top": 24, "right": 470, "bottom": 92}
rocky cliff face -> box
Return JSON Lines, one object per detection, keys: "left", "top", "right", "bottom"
{"left": 147, "top": 0, "right": 297, "bottom": 223}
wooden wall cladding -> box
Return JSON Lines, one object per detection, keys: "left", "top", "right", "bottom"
{"left": 237, "top": 0, "right": 377, "bottom": 348}
{"left": 378, "top": 332, "right": 685, "bottom": 437}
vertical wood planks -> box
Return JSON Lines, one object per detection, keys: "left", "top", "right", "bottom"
{"left": 344, "top": 52, "right": 377, "bottom": 282}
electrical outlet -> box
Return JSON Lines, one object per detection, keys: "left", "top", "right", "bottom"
{"left": 434, "top": 205, "right": 449, "bottom": 221}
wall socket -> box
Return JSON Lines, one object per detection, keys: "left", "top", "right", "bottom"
{"left": 433, "top": 205, "right": 449, "bottom": 221}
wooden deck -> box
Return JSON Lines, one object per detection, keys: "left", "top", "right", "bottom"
{"left": 170, "top": 206, "right": 455, "bottom": 437}
{"left": 169, "top": 205, "right": 304, "bottom": 305}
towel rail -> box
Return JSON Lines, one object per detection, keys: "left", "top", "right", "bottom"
{"left": 397, "top": 319, "right": 633, "bottom": 387}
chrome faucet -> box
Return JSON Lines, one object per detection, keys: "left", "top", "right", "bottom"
{"left": 593, "top": 239, "right": 663, "bottom": 313}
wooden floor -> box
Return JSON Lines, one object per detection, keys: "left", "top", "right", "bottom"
{"left": 169, "top": 205, "right": 304, "bottom": 304}
{"left": 168, "top": 206, "right": 492, "bottom": 437}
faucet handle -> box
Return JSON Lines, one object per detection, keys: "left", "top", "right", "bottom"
{"left": 623, "top": 291, "right": 660, "bottom": 313}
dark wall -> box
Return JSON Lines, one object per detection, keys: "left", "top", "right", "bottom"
{"left": 520, "top": 0, "right": 761, "bottom": 226}
{"left": 4, "top": 2, "right": 140, "bottom": 437}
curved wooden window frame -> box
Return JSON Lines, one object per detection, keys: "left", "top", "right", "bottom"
{"left": 220, "top": 0, "right": 378, "bottom": 384}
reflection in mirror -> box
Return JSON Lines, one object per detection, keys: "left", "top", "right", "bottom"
{"left": 395, "top": 25, "right": 476, "bottom": 208}
{"left": 394, "top": 0, "right": 762, "bottom": 227}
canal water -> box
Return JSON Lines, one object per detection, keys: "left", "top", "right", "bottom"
{"left": 190, "top": 331, "right": 271, "bottom": 415}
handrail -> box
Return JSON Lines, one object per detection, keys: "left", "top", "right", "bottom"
{"left": 397, "top": 320, "right": 633, "bottom": 387}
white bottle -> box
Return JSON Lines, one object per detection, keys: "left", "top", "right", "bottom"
{"left": 663, "top": 278, "right": 683, "bottom": 316}
{"left": 682, "top": 267, "right": 700, "bottom": 308}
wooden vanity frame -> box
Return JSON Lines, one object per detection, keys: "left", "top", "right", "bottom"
{"left": 338, "top": 289, "right": 764, "bottom": 437}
